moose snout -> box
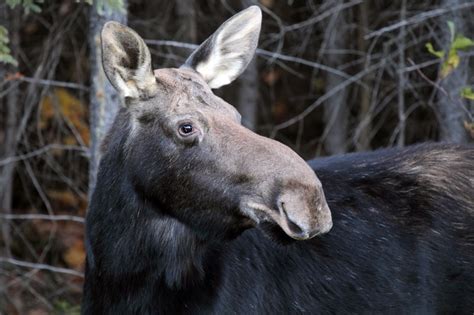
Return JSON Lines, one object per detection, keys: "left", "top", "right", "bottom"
{"left": 233, "top": 125, "right": 333, "bottom": 240}
{"left": 275, "top": 187, "right": 333, "bottom": 240}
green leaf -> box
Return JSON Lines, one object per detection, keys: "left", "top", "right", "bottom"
{"left": 0, "top": 54, "right": 18, "bottom": 66}
{"left": 452, "top": 35, "right": 474, "bottom": 51}
{"left": 94, "top": 0, "right": 125, "bottom": 16}
{"left": 29, "top": 3, "right": 42, "bottom": 13}
{"left": 6, "top": 0, "right": 43, "bottom": 14}
{"left": 0, "top": 25, "right": 18, "bottom": 67}
{"left": 0, "top": 27, "right": 8, "bottom": 38}
{"left": 461, "top": 87, "right": 474, "bottom": 100}
{"left": 426, "top": 42, "right": 445, "bottom": 58}
{"left": 6, "top": 0, "right": 21, "bottom": 8}
{"left": 0, "top": 45, "right": 12, "bottom": 54}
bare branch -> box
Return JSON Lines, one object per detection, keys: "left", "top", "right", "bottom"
{"left": 0, "top": 144, "right": 88, "bottom": 167}
{"left": 284, "top": 0, "right": 362, "bottom": 32}
{"left": 0, "top": 257, "right": 84, "bottom": 277}
{"left": 407, "top": 58, "right": 473, "bottom": 120}
{"left": 365, "top": 2, "right": 474, "bottom": 39}
{"left": 272, "top": 62, "right": 382, "bottom": 133}
{"left": 14, "top": 76, "right": 90, "bottom": 91}
{"left": 145, "top": 39, "right": 198, "bottom": 50}
{"left": 0, "top": 213, "right": 85, "bottom": 223}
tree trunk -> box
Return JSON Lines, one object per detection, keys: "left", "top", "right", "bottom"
{"left": 237, "top": 58, "right": 259, "bottom": 130}
{"left": 0, "top": 7, "right": 20, "bottom": 257}
{"left": 397, "top": 0, "right": 407, "bottom": 147}
{"left": 437, "top": 0, "right": 470, "bottom": 143}
{"left": 355, "top": 0, "right": 371, "bottom": 151}
{"left": 322, "top": 1, "right": 348, "bottom": 155}
{"left": 88, "top": 4, "right": 127, "bottom": 197}
{"left": 236, "top": 0, "right": 259, "bottom": 131}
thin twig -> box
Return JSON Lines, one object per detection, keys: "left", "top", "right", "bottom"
{"left": 144, "top": 39, "right": 198, "bottom": 50}
{"left": 272, "top": 62, "right": 382, "bottom": 133}
{"left": 0, "top": 257, "right": 83, "bottom": 277}
{"left": 408, "top": 58, "right": 473, "bottom": 120}
{"left": 400, "top": 58, "right": 440, "bottom": 73}
{"left": 15, "top": 76, "right": 90, "bottom": 91}
{"left": 365, "top": 2, "right": 474, "bottom": 39}
{"left": 24, "top": 161, "right": 57, "bottom": 264}
{"left": 284, "top": 0, "right": 362, "bottom": 32}
{"left": 0, "top": 213, "right": 85, "bottom": 223}
{"left": 0, "top": 144, "right": 88, "bottom": 167}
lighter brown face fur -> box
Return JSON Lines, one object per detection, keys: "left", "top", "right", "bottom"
{"left": 134, "top": 67, "right": 333, "bottom": 240}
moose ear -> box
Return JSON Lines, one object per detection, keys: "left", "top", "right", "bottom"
{"left": 182, "top": 6, "right": 262, "bottom": 89}
{"left": 101, "top": 22, "right": 157, "bottom": 99}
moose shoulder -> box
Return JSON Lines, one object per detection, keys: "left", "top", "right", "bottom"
{"left": 82, "top": 6, "right": 474, "bottom": 314}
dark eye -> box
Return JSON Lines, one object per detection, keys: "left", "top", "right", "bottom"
{"left": 178, "top": 123, "right": 194, "bottom": 136}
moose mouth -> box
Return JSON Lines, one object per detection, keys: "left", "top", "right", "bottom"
{"left": 240, "top": 201, "right": 331, "bottom": 241}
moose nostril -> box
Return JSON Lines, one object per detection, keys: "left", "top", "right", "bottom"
{"left": 279, "top": 201, "right": 286, "bottom": 213}
{"left": 279, "top": 201, "right": 305, "bottom": 236}
{"left": 286, "top": 218, "right": 304, "bottom": 235}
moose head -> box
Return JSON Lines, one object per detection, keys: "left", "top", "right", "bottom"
{"left": 100, "top": 6, "right": 332, "bottom": 241}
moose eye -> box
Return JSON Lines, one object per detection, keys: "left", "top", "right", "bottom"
{"left": 178, "top": 123, "right": 194, "bottom": 136}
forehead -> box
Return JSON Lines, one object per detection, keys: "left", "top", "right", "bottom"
{"left": 154, "top": 68, "right": 210, "bottom": 95}
{"left": 151, "top": 68, "right": 240, "bottom": 121}
{"left": 153, "top": 68, "right": 214, "bottom": 111}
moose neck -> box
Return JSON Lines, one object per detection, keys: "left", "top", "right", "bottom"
{"left": 90, "top": 115, "right": 223, "bottom": 290}
{"left": 147, "top": 212, "right": 214, "bottom": 287}
{"left": 118, "top": 176, "right": 223, "bottom": 291}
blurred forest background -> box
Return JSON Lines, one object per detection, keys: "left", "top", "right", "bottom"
{"left": 0, "top": 0, "right": 473, "bottom": 313}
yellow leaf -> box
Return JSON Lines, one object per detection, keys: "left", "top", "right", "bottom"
{"left": 39, "top": 88, "right": 90, "bottom": 145}
{"left": 47, "top": 189, "right": 80, "bottom": 208}
{"left": 39, "top": 94, "right": 54, "bottom": 127}
{"left": 440, "top": 50, "right": 460, "bottom": 79}
{"left": 64, "top": 135, "right": 78, "bottom": 145}
{"left": 63, "top": 239, "right": 85, "bottom": 270}
{"left": 262, "top": 69, "right": 281, "bottom": 86}
{"left": 464, "top": 121, "right": 474, "bottom": 139}
{"left": 260, "top": 0, "right": 275, "bottom": 8}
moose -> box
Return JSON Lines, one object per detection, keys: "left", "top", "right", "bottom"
{"left": 82, "top": 6, "right": 474, "bottom": 314}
